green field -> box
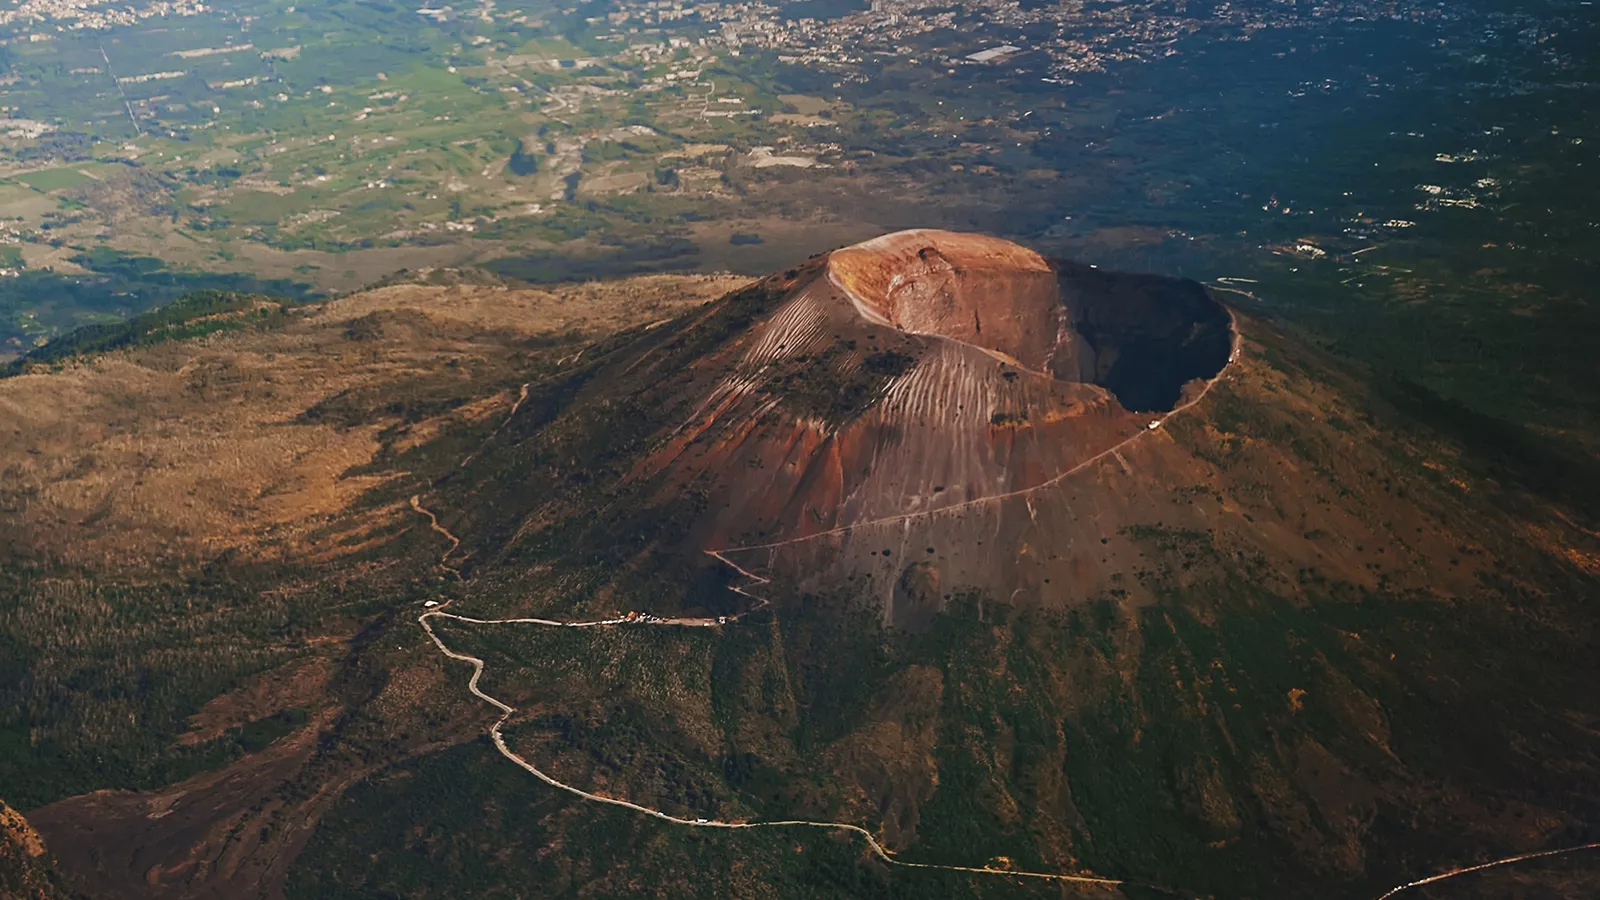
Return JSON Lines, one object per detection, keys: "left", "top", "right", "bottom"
{"left": 15, "top": 168, "right": 94, "bottom": 191}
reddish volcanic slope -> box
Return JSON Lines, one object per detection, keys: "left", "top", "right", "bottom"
{"left": 614, "top": 229, "right": 1234, "bottom": 622}
{"left": 441, "top": 226, "right": 1533, "bottom": 630}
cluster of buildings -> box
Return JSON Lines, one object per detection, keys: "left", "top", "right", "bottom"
{"left": 580, "top": 0, "right": 1440, "bottom": 81}
{"left": 0, "top": 0, "right": 206, "bottom": 32}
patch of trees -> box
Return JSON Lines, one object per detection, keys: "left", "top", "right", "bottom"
{"left": 6, "top": 288, "right": 298, "bottom": 374}
{"left": 14, "top": 131, "right": 92, "bottom": 163}
{"left": 507, "top": 139, "right": 538, "bottom": 176}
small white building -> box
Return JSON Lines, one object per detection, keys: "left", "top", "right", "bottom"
{"left": 966, "top": 45, "right": 1021, "bottom": 63}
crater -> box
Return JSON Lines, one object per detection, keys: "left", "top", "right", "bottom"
{"left": 827, "top": 229, "right": 1234, "bottom": 413}
{"left": 1053, "top": 260, "right": 1235, "bottom": 412}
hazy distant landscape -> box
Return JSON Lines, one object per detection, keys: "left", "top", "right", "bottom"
{"left": 0, "top": 0, "right": 1597, "bottom": 898}
{"left": 0, "top": 0, "right": 1592, "bottom": 424}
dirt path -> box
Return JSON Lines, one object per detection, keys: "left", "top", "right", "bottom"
{"left": 409, "top": 375, "right": 1134, "bottom": 888}
{"left": 409, "top": 495, "right": 461, "bottom": 569}
{"left": 458, "top": 382, "right": 530, "bottom": 469}
{"left": 417, "top": 599, "right": 1127, "bottom": 891}
{"left": 1373, "top": 842, "right": 1600, "bottom": 899}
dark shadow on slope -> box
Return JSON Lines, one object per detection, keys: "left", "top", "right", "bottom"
{"left": 1053, "top": 261, "right": 1233, "bottom": 412}
{"left": 1380, "top": 377, "right": 1600, "bottom": 526}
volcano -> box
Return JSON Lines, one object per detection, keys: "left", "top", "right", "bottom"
{"left": 10, "top": 229, "right": 1598, "bottom": 900}
{"left": 440, "top": 229, "right": 1494, "bottom": 627}
{"left": 420, "top": 229, "right": 1600, "bottom": 897}
{"left": 447, "top": 230, "right": 1243, "bottom": 616}
{"left": 611, "top": 229, "right": 1237, "bottom": 627}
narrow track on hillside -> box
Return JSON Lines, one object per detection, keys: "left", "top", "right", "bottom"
{"left": 408, "top": 495, "right": 461, "bottom": 569}
{"left": 458, "top": 382, "right": 531, "bottom": 470}
{"left": 412, "top": 529, "right": 1127, "bottom": 888}
{"left": 1372, "top": 842, "right": 1600, "bottom": 899}
{"left": 416, "top": 594, "right": 1129, "bottom": 892}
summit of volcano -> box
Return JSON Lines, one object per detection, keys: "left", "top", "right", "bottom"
{"left": 605, "top": 228, "right": 1236, "bottom": 624}
{"left": 444, "top": 229, "right": 1239, "bottom": 617}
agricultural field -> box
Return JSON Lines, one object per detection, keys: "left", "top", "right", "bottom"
{"left": 0, "top": 0, "right": 875, "bottom": 354}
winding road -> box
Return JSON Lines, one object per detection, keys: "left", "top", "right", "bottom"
{"left": 418, "top": 598, "right": 1128, "bottom": 889}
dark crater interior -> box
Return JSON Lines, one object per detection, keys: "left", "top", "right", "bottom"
{"left": 1053, "top": 260, "right": 1234, "bottom": 412}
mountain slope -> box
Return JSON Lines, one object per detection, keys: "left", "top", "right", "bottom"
{"left": 3, "top": 234, "right": 1595, "bottom": 899}
{"left": 380, "top": 230, "right": 1600, "bottom": 897}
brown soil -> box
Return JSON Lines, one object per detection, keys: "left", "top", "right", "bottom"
{"left": 0, "top": 273, "right": 744, "bottom": 570}
{"left": 24, "top": 708, "right": 456, "bottom": 900}
{"left": 174, "top": 657, "right": 336, "bottom": 748}
{"left": 0, "top": 804, "right": 47, "bottom": 860}
{"left": 3, "top": 270, "right": 744, "bottom": 900}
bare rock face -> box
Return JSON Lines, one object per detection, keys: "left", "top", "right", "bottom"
{"left": 827, "top": 230, "right": 1070, "bottom": 373}
{"left": 615, "top": 229, "right": 1234, "bottom": 619}
{"left": 823, "top": 229, "right": 1235, "bottom": 406}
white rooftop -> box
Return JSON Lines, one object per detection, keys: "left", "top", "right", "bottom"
{"left": 966, "top": 45, "right": 1021, "bottom": 62}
